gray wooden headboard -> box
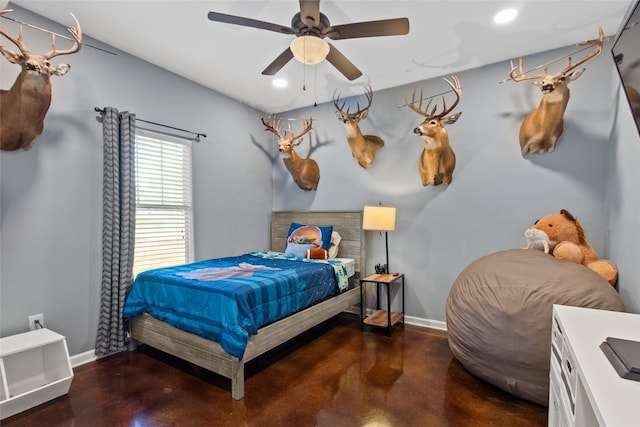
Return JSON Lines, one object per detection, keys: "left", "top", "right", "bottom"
{"left": 270, "top": 210, "right": 365, "bottom": 274}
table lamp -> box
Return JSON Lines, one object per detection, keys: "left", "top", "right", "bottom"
{"left": 363, "top": 205, "right": 396, "bottom": 274}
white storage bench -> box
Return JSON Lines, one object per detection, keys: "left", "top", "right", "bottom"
{"left": 0, "top": 328, "right": 73, "bottom": 419}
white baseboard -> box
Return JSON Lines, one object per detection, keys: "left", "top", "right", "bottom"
{"left": 70, "top": 349, "right": 97, "bottom": 368}
{"left": 404, "top": 315, "right": 447, "bottom": 331}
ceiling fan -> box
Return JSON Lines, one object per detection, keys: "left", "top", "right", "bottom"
{"left": 207, "top": 0, "right": 409, "bottom": 81}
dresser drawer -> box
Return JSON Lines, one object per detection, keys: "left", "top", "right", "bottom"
{"left": 551, "top": 316, "right": 564, "bottom": 364}
{"left": 561, "top": 339, "right": 578, "bottom": 408}
{"left": 550, "top": 362, "right": 574, "bottom": 427}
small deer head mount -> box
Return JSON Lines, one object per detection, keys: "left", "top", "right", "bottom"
{"left": 333, "top": 85, "right": 384, "bottom": 169}
{"left": 261, "top": 115, "right": 320, "bottom": 191}
{"left": 0, "top": 9, "right": 83, "bottom": 151}
{"left": 509, "top": 27, "right": 603, "bottom": 154}
{"left": 406, "top": 76, "right": 462, "bottom": 186}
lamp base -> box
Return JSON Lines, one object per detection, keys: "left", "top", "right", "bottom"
{"left": 375, "top": 263, "right": 388, "bottom": 274}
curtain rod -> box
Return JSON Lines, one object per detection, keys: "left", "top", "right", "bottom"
{"left": 94, "top": 107, "right": 207, "bottom": 142}
{"left": 0, "top": 15, "right": 116, "bottom": 56}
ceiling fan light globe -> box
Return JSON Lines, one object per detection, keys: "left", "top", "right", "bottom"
{"left": 290, "top": 35, "right": 329, "bottom": 65}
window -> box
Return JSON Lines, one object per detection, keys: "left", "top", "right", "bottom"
{"left": 133, "top": 129, "right": 194, "bottom": 277}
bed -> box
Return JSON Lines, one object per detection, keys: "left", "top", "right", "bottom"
{"left": 125, "top": 210, "right": 365, "bottom": 399}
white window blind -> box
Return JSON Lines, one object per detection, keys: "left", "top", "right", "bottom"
{"left": 133, "top": 129, "right": 194, "bottom": 277}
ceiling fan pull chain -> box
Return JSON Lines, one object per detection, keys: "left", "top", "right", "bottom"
{"left": 314, "top": 64, "right": 318, "bottom": 107}
{"left": 302, "top": 58, "right": 307, "bottom": 91}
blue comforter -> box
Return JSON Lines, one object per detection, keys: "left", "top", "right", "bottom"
{"left": 123, "top": 252, "right": 347, "bottom": 358}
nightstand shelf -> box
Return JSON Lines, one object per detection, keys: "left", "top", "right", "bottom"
{"left": 363, "top": 310, "right": 404, "bottom": 328}
{"left": 360, "top": 273, "right": 405, "bottom": 335}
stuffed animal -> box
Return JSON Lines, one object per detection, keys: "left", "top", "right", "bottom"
{"left": 524, "top": 209, "right": 618, "bottom": 286}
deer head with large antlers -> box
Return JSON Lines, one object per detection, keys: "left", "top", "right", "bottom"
{"left": 406, "top": 76, "right": 462, "bottom": 186}
{"left": 0, "top": 9, "right": 82, "bottom": 151}
{"left": 333, "top": 85, "right": 384, "bottom": 169}
{"left": 261, "top": 115, "right": 320, "bottom": 191}
{"left": 509, "top": 27, "right": 603, "bottom": 154}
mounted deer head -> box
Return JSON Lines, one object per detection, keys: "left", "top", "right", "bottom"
{"left": 509, "top": 27, "right": 603, "bottom": 154}
{"left": 261, "top": 115, "right": 320, "bottom": 191}
{"left": 0, "top": 9, "right": 82, "bottom": 151}
{"left": 333, "top": 85, "right": 384, "bottom": 169}
{"left": 406, "top": 76, "right": 462, "bottom": 186}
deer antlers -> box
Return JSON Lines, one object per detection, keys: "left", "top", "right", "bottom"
{"left": 261, "top": 116, "right": 313, "bottom": 147}
{"left": 510, "top": 27, "right": 603, "bottom": 81}
{"left": 333, "top": 84, "right": 374, "bottom": 117}
{"left": 0, "top": 10, "right": 82, "bottom": 58}
{"left": 45, "top": 13, "right": 83, "bottom": 58}
{"left": 261, "top": 115, "right": 284, "bottom": 138}
{"left": 405, "top": 76, "right": 462, "bottom": 119}
{"left": 293, "top": 117, "right": 313, "bottom": 143}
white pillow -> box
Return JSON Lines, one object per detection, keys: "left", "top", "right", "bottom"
{"left": 328, "top": 231, "right": 342, "bottom": 258}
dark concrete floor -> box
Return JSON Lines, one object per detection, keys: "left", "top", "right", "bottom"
{"left": 2, "top": 314, "right": 547, "bottom": 426}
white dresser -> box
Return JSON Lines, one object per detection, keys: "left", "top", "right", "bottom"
{"left": 549, "top": 305, "right": 640, "bottom": 427}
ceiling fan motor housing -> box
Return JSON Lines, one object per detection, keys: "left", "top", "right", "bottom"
{"left": 291, "top": 12, "right": 331, "bottom": 37}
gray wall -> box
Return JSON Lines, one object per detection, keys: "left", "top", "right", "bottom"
{"left": 0, "top": 7, "right": 273, "bottom": 355}
{"left": 1, "top": 6, "right": 638, "bottom": 357}
{"left": 274, "top": 41, "right": 640, "bottom": 322}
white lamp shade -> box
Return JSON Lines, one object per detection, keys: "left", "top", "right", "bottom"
{"left": 362, "top": 206, "right": 396, "bottom": 231}
{"left": 290, "top": 35, "right": 330, "bottom": 65}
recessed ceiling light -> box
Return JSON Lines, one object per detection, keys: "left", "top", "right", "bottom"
{"left": 273, "top": 78, "right": 288, "bottom": 88}
{"left": 494, "top": 8, "right": 518, "bottom": 24}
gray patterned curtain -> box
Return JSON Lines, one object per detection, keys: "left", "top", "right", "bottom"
{"left": 96, "top": 107, "right": 136, "bottom": 358}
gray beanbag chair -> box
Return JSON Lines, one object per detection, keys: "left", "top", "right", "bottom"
{"left": 446, "top": 249, "right": 625, "bottom": 406}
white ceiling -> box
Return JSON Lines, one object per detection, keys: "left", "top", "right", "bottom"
{"left": 5, "top": 1, "right": 635, "bottom": 114}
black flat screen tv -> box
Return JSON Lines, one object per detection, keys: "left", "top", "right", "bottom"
{"left": 612, "top": 0, "right": 640, "bottom": 135}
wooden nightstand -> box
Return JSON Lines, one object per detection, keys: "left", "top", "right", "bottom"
{"left": 360, "top": 273, "right": 405, "bottom": 335}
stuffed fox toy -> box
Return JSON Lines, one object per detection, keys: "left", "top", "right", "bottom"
{"left": 524, "top": 209, "right": 618, "bottom": 286}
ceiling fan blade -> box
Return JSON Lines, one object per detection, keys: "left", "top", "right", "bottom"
{"left": 262, "top": 47, "right": 294, "bottom": 76}
{"left": 208, "top": 11, "right": 294, "bottom": 35}
{"left": 326, "top": 43, "right": 362, "bottom": 81}
{"left": 299, "top": 0, "right": 321, "bottom": 27}
{"left": 325, "top": 18, "right": 410, "bottom": 40}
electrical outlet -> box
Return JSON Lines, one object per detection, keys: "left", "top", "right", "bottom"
{"left": 28, "top": 313, "right": 44, "bottom": 331}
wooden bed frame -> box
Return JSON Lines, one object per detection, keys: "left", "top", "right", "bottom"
{"left": 130, "top": 210, "right": 365, "bottom": 399}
